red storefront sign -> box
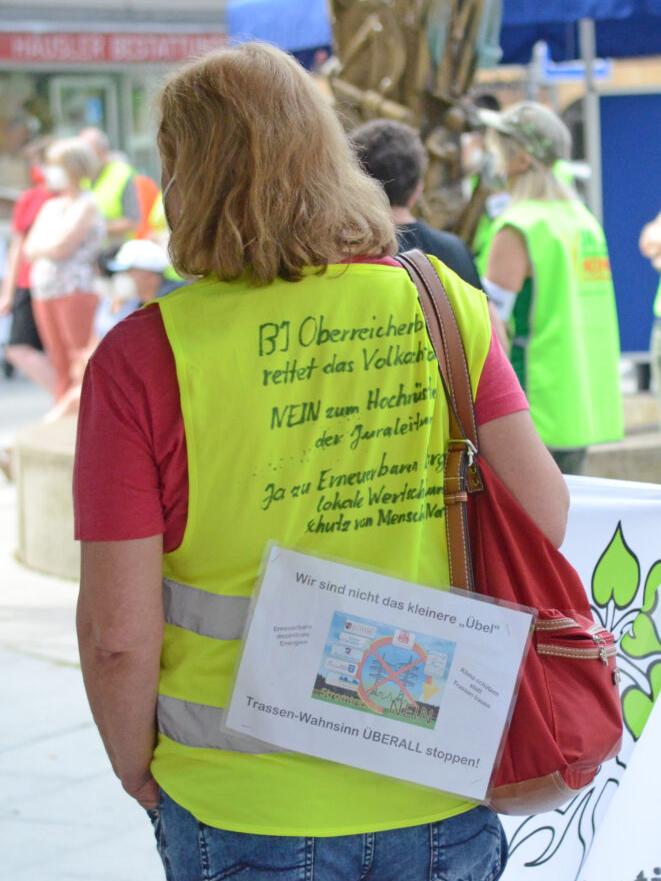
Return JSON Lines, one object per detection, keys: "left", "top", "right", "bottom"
{"left": 0, "top": 32, "right": 228, "bottom": 64}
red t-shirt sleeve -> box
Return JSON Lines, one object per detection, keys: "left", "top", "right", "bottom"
{"left": 74, "top": 359, "right": 165, "bottom": 542}
{"left": 474, "top": 328, "right": 529, "bottom": 426}
{"left": 73, "top": 306, "right": 187, "bottom": 546}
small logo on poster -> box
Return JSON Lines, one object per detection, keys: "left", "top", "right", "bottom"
{"left": 344, "top": 619, "right": 376, "bottom": 639}
{"left": 331, "top": 643, "right": 363, "bottom": 662}
{"left": 393, "top": 629, "right": 415, "bottom": 649}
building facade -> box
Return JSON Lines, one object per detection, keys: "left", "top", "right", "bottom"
{"left": 0, "top": 1, "right": 227, "bottom": 189}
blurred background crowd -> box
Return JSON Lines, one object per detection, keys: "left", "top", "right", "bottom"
{"left": 1, "top": 0, "right": 660, "bottom": 475}
{"left": 0, "top": 127, "right": 180, "bottom": 424}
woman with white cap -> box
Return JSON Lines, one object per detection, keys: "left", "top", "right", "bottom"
{"left": 95, "top": 239, "right": 181, "bottom": 337}
{"left": 480, "top": 102, "right": 623, "bottom": 475}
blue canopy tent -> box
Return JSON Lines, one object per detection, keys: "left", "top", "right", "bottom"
{"left": 225, "top": 0, "right": 661, "bottom": 61}
{"left": 225, "top": 0, "right": 332, "bottom": 66}
{"left": 499, "top": 0, "right": 661, "bottom": 218}
{"left": 501, "top": 0, "right": 661, "bottom": 63}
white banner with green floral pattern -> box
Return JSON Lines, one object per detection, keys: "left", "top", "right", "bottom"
{"left": 501, "top": 475, "right": 661, "bottom": 881}
{"left": 581, "top": 695, "right": 661, "bottom": 881}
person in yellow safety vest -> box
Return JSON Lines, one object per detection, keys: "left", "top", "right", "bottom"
{"left": 147, "top": 192, "right": 167, "bottom": 247}
{"left": 478, "top": 102, "right": 623, "bottom": 476}
{"left": 639, "top": 211, "right": 661, "bottom": 411}
{"left": 74, "top": 44, "right": 569, "bottom": 881}
{"left": 79, "top": 127, "right": 140, "bottom": 246}
{"left": 134, "top": 174, "right": 160, "bottom": 240}
{"left": 146, "top": 192, "right": 182, "bottom": 282}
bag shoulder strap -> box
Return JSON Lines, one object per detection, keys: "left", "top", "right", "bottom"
{"left": 394, "top": 249, "right": 482, "bottom": 592}
{"left": 395, "top": 250, "right": 478, "bottom": 445}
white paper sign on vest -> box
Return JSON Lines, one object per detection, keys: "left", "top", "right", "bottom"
{"left": 500, "top": 475, "right": 661, "bottom": 881}
{"left": 226, "top": 545, "right": 534, "bottom": 801}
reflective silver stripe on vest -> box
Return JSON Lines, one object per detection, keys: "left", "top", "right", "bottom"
{"left": 158, "top": 694, "right": 286, "bottom": 754}
{"left": 159, "top": 580, "right": 282, "bottom": 751}
{"left": 163, "top": 577, "right": 249, "bottom": 640}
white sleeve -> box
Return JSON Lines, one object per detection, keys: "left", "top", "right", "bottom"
{"left": 482, "top": 277, "right": 518, "bottom": 321}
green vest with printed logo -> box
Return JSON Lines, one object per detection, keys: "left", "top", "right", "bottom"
{"left": 150, "top": 258, "right": 492, "bottom": 835}
{"left": 92, "top": 159, "right": 134, "bottom": 222}
{"left": 490, "top": 199, "right": 623, "bottom": 449}
{"left": 472, "top": 162, "right": 570, "bottom": 273}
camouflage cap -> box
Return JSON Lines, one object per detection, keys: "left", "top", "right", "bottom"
{"left": 477, "top": 101, "right": 571, "bottom": 166}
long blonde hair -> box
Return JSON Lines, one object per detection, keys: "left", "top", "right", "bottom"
{"left": 47, "top": 138, "right": 99, "bottom": 183}
{"left": 489, "top": 130, "right": 574, "bottom": 203}
{"left": 158, "top": 43, "right": 397, "bottom": 283}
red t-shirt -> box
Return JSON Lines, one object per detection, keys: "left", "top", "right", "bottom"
{"left": 74, "top": 262, "right": 528, "bottom": 551}
{"left": 11, "top": 186, "right": 53, "bottom": 289}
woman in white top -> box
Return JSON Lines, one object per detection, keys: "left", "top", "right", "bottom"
{"left": 25, "top": 138, "right": 105, "bottom": 401}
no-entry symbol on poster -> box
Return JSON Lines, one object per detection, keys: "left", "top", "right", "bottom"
{"left": 312, "top": 612, "right": 457, "bottom": 730}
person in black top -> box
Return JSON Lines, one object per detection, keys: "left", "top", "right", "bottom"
{"left": 351, "top": 119, "right": 482, "bottom": 289}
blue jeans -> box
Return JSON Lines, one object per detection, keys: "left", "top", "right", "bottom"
{"left": 147, "top": 791, "right": 508, "bottom": 881}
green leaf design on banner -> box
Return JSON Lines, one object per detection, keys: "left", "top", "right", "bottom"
{"left": 591, "top": 522, "right": 640, "bottom": 609}
{"left": 621, "top": 561, "right": 661, "bottom": 658}
{"left": 622, "top": 661, "right": 661, "bottom": 740}
{"left": 621, "top": 613, "right": 661, "bottom": 658}
{"left": 642, "top": 560, "right": 661, "bottom": 613}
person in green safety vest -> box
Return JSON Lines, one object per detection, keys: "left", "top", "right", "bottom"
{"left": 79, "top": 127, "right": 140, "bottom": 246}
{"left": 478, "top": 101, "right": 623, "bottom": 475}
{"left": 639, "top": 212, "right": 661, "bottom": 411}
{"left": 466, "top": 95, "right": 577, "bottom": 275}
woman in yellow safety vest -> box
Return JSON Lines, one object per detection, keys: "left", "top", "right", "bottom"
{"left": 74, "top": 44, "right": 568, "bottom": 881}
{"left": 479, "top": 102, "right": 623, "bottom": 476}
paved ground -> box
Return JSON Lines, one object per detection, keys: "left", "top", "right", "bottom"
{"left": 0, "top": 375, "right": 163, "bottom": 881}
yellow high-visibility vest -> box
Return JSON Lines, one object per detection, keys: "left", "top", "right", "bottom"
{"left": 91, "top": 159, "right": 134, "bottom": 222}
{"left": 152, "top": 258, "right": 491, "bottom": 835}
